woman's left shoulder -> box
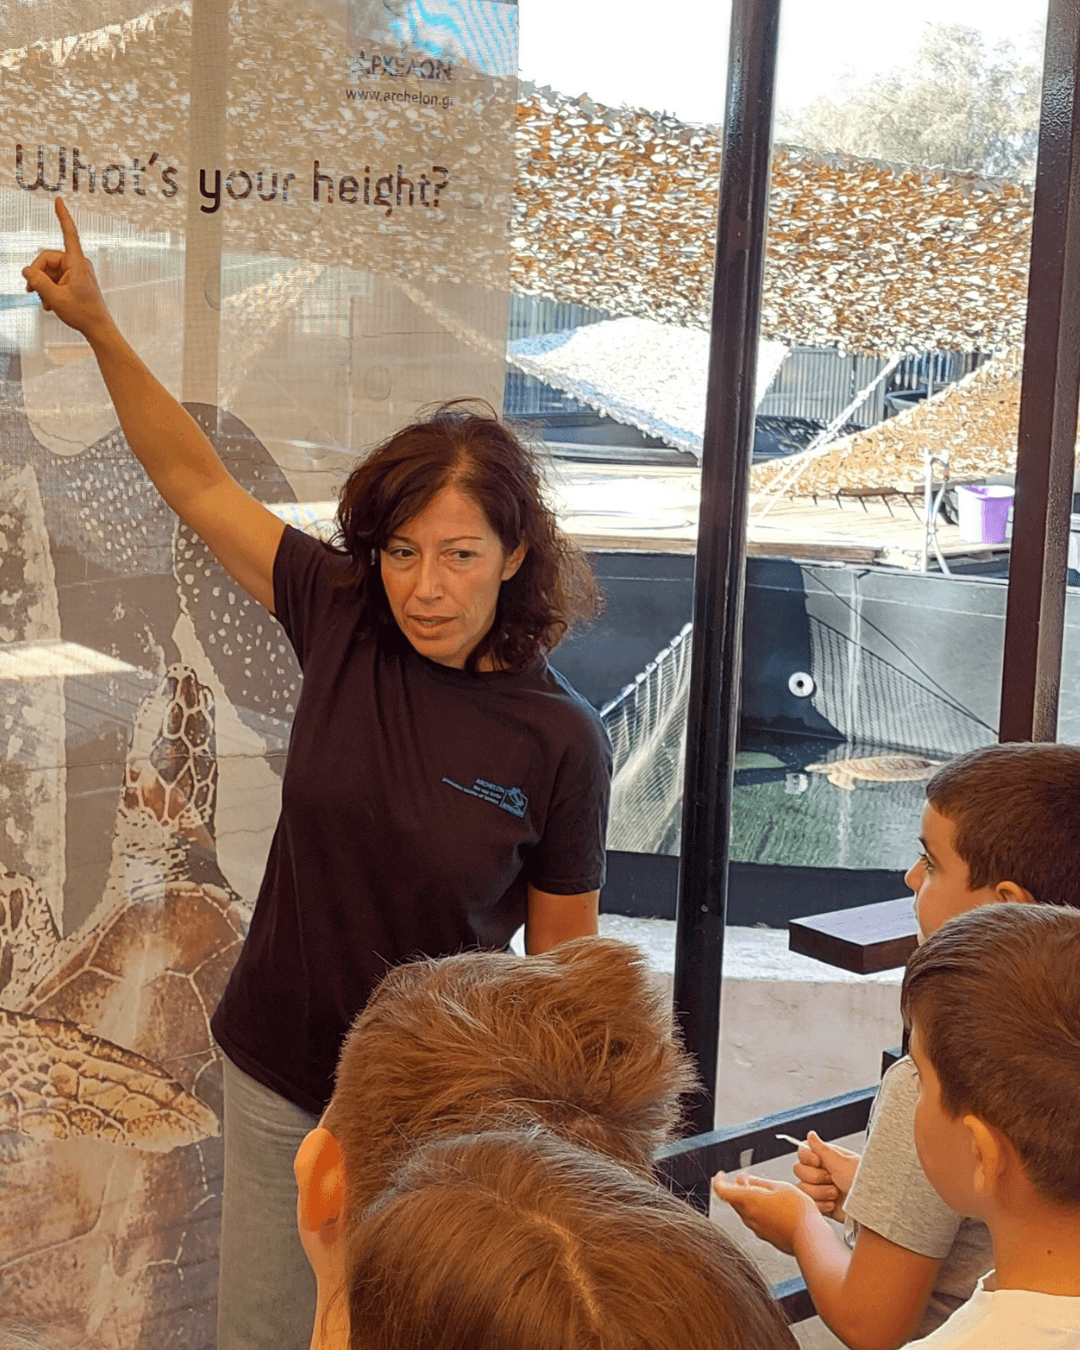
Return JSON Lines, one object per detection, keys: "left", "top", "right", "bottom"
{"left": 543, "top": 664, "right": 599, "bottom": 715}
{"left": 536, "top": 665, "right": 611, "bottom": 758}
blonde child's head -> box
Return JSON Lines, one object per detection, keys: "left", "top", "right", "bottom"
{"left": 346, "top": 1129, "right": 796, "bottom": 1350}
{"left": 321, "top": 936, "right": 695, "bottom": 1222}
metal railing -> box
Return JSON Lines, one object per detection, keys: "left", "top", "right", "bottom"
{"left": 657, "top": 1084, "right": 879, "bottom": 1324}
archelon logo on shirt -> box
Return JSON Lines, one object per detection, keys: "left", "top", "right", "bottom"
{"left": 442, "top": 775, "right": 528, "bottom": 818}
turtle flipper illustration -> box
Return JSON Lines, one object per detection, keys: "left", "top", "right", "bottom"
{"left": 0, "top": 353, "right": 181, "bottom": 674}
{"left": 0, "top": 872, "right": 60, "bottom": 1008}
{"left": 0, "top": 1009, "right": 218, "bottom": 1151}
{"left": 175, "top": 405, "right": 301, "bottom": 744}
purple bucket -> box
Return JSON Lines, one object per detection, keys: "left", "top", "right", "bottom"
{"left": 956, "top": 485, "right": 1014, "bottom": 544}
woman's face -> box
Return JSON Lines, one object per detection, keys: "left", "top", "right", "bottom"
{"left": 381, "top": 484, "right": 526, "bottom": 669}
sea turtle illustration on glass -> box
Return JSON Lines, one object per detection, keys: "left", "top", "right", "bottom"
{"left": 0, "top": 343, "right": 315, "bottom": 1343}
{"left": 2, "top": 353, "right": 301, "bottom": 929}
{"left": 805, "top": 753, "right": 942, "bottom": 792}
{"left": 0, "top": 663, "right": 246, "bottom": 1348}
{"left": 1, "top": 356, "right": 302, "bottom": 729}
{"left": 0, "top": 245, "right": 330, "bottom": 1341}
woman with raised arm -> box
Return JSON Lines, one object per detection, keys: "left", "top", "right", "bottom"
{"left": 23, "top": 199, "right": 611, "bottom": 1350}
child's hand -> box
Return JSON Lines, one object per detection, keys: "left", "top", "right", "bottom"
{"left": 711, "top": 1172, "right": 818, "bottom": 1255}
{"left": 792, "top": 1130, "right": 861, "bottom": 1221}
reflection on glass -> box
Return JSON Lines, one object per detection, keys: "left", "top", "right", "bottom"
{"left": 0, "top": 638, "right": 138, "bottom": 678}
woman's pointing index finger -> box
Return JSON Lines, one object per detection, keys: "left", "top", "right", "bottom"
{"left": 55, "top": 196, "right": 85, "bottom": 258}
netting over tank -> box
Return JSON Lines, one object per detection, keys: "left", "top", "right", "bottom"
{"left": 601, "top": 622, "right": 693, "bottom": 855}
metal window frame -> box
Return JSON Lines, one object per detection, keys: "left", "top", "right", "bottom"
{"left": 1000, "top": 1, "right": 1080, "bottom": 742}
{"left": 671, "top": 0, "right": 1080, "bottom": 1220}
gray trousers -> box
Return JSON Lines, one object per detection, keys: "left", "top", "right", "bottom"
{"left": 218, "top": 1054, "right": 321, "bottom": 1350}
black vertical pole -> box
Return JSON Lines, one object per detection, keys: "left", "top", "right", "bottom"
{"left": 999, "top": 0, "right": 1080, "bottom": 743}
{"left": 674, "top": 0, "right": 781, "bottom": 1146}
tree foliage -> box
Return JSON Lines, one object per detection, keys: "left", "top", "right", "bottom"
{"left": 778, "top": 23, "right": 1043, "bottom": 180}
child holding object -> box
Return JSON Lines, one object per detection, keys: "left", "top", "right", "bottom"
{"left": 714, "top": 743, "right": 1080, "bottom": 1349}
{"left": 897, "top": 904, "right": 1080, "bottom": 1345}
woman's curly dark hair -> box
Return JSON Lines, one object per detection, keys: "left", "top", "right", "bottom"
{"left": 332, "top": 400, "right": 600, "bottom": 672}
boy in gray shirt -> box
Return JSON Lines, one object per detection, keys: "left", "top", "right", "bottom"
{"left": 714, "top": 744, "right": 1080, "bottom": 1348}
{"left": 843, "top": 1056, "right": 993, "bottom": 1330}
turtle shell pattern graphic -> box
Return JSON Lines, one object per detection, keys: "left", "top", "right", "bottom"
{"left": 1, "top": 354, "right": 303, "bottom": 947}
{"left": 0, "top": 665, "right": 246, "bottom": 1349}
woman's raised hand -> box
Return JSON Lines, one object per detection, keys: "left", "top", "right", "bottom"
{"left": 23, "top": 197, "right": 114, "bottom": 343}
{"left": 20, "top": 196, "right": 283, "bottom": 612}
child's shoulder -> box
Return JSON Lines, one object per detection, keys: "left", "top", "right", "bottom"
{"left": 869, "top": 1055, "right": 919, "bottom": 1130}
{"left": 917, "top": 1277, "right": 1080, "bottom": 1347}
{"left": 846, "top": 1054, "right": 974, "bottom": 1263}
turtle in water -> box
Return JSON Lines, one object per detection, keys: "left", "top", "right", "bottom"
{"left": 805, "top": 754, "right": 941, "bottom": 792}
{"left": 0, "top": 663, "right": 246, "bottom": 1348}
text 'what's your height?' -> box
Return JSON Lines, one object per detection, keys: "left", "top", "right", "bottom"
{"left": 13, "top": 146, "right": 451, "bottom": 218}
{"left": 15, "top": 144, "right": 178, "bottom": 196}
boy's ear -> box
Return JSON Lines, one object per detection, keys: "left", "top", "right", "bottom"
{"left": 992, "top": 880, "right": 1036, "bottom": 905}
{"left": 963, "top": 1116, "right": 1006, "bottom": 1198}
{"left": 294, "top": 1127, "right": 346, "bottom": 1232}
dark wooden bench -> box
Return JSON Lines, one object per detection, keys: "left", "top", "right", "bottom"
{"left": 788, "top": 895, "right": 918, "bottom": 974}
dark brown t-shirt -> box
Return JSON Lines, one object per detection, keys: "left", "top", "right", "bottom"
{"left": 211, "top": 526, "right": 611, "bottom": 1113}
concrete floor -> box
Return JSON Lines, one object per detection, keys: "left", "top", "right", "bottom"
{"left": 542, "top": 458, "right": 1013, "bottom": 571}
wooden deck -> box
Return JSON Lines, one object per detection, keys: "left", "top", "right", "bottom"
{"left": 549, "top": 461, "right": 1011, "bottom": 568}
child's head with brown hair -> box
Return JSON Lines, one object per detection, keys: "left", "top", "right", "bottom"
{"left": 901, "top": 903, "right": 1080, "bottom": 1221}
{"left": 906, "top": 742, "right": 1080, "bottom": 939}
{"left": 347, "top": 1128, "right": 797, "bottom": 1350}
{"left": 295, "top": 938, "right": 698, "bottom": 1349}
{"left": 317, "top": 936, "right": 696, "bottom": 1222}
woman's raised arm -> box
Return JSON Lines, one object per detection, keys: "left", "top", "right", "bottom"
{"left": 23, "top": 197, "right": 285, "bottom": 613}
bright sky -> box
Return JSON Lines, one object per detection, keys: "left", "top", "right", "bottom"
{"left": 518, "top": 0, "right": 1042, "bottom": 125}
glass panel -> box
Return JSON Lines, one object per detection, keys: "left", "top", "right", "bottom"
{"left": 519, "top": 7, "right": 1051, "bottom": 1142}
{"left": 741, "top": 10, "right": 1044, "bottom": 919}
{"left": 711, "top": 7, "right": 1048, "bottom": 1313}
{"left": 0, "top": 0, "right": 516, "bottom": 1339}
